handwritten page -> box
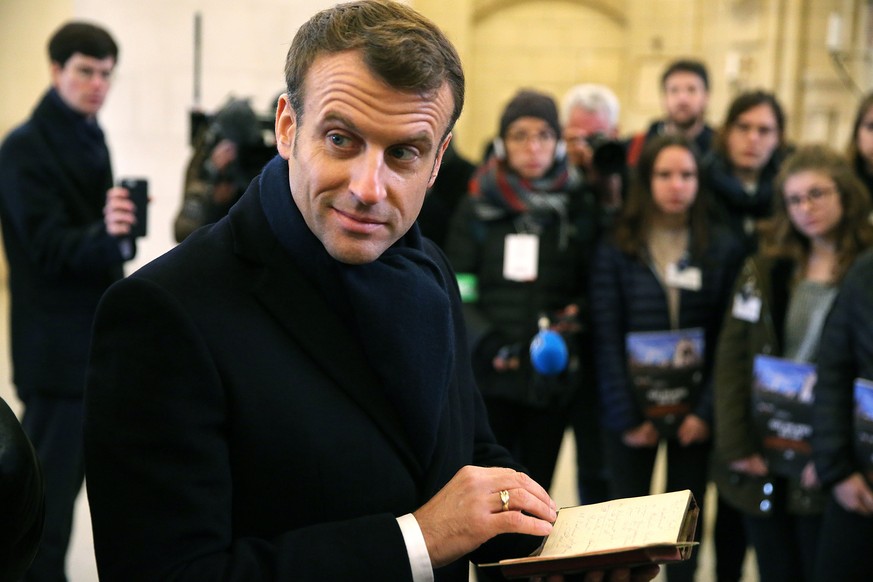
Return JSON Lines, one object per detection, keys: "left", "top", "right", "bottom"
{"left": 540, "top": 490, "right": 691, "bottom": 557}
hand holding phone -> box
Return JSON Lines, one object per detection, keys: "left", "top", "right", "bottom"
{"left": 119, "top": 178, "right": 148, "bottom": 238}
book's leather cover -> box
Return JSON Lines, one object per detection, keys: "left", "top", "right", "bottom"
{"left": 496, "top": 544, "right": 693, "bottom": 579}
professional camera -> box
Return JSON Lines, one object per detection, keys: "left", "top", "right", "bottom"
{"left": 586, "top": 133, "right": 626, "bottom": 176}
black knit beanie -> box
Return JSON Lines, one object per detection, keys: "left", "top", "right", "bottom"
{"left": 499, "top": 90, "right": 561, "bottom": 138}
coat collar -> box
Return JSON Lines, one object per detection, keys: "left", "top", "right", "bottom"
{"left": 32, "top": 89, "right": 112, "bottom": 199}
{"left": 227, "top": 178, "right": 425, "bottom": 480}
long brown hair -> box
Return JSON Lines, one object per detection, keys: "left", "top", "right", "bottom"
{"left": 713, "top": 90, "right": 786, "bottom": 161}
{"left": 760, "top": 144, "right": 873, "bottom": 283}
{"left": 846, "top": 92, "right": 873, "bottom": 171}
{"left": 613, "top": 135, "right": 710, "bottom": 260}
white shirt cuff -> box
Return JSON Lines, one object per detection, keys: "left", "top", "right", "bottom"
{"left": 396, "top": 513, "right": 434, "bottom": 582}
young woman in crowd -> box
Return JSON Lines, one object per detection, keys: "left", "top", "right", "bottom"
{"left": 812, "top": 249, "right": 873, "bottom": 582}
{"left": 846, "top": 91, "right": 873, "bottom": 201}
{"left": 713, "top": 145, "right": 873, "bottom": 582}
{"left": 589, "top": 135, "right": 744, "bottom": 582}
{"left": 445, "top": 89, "right": 600, "bottom": 495}
{"left": 701, "top": 90, "right": 788, "bottom": 255}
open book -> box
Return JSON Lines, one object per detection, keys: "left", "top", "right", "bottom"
{"left": 485, "top": 489, "right": 699, "bottom": 579}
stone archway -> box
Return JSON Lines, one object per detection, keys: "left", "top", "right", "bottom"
{"left": 462, "top": 0, "right": 629, "bottom": 160}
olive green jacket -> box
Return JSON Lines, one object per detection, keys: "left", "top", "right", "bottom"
{"left": 712, "top": 255, "right": 825, "bottom": 516}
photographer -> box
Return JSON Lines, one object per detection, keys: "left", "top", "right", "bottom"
{"left": 559, "top": 83, "right": 627, "bottom": 506}
{"left": 174, "top": 97, "right": 274, "bottom": 242}
{"left": 561, "top": 83, "right": 625, "bottom": 224}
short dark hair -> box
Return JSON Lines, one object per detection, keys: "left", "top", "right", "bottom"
{"left": 284, "top": 0, "right": 464, "bottom": 139}
{"left": 661, "top": 59, "right": 709, "bottom": 91}
{"left": 48, "top": 21, "right": 118, "bottom": 67}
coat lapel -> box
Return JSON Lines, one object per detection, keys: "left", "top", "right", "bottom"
{"left": 230, "top": 186, "right": 424, "bottom": 480}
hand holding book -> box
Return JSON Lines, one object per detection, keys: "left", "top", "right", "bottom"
{"left": 484, "top": 490, "right": 699, "bottom": 579}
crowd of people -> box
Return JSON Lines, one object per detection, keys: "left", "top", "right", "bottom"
{"left": 1, "top": 1, "right": 873, "bottom": 581}
{"left": 434, "top": 57, "right": 873, "bottom": 582}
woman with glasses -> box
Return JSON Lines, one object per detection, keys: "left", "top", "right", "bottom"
{"left": 444, "top": 89, "right": 600, "bottom": 495}
{"left": 589, "top": 135, "right": 743, "bottom": 582}
{"left": 713, "top": 144, "right": 873, "bottom": 582}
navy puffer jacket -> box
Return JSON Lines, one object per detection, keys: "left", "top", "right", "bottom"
{"left": 590, "top": 228, "right": 744, "bottom": 433}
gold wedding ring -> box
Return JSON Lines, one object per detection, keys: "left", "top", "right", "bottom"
{"left": 499, "top": 489, "right": 510, "bottom": 512}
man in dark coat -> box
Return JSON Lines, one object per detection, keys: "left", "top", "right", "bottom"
{"left": 84, "top": 3, "right": 557, "bottom": 581}
{"left": 83, "top": 3, "right": 660, "bottom": 582}
{"left": 0, "top": 21, "right": 139, "bottom": 581}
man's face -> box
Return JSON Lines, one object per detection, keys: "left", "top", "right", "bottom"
{"left": 562, "top": 107, "right": 615, "bottom": 169}
{"left": 726, "top": 103, "right": 780, "bottom": 175}
{"left": 51, "top": 52, "right": 114, "bottom": 118}
{"left": 662, "top": 71, "right": 708, "bottom": 131}
{"left": 275, "top": 50, "right": 453, "bottom": 264}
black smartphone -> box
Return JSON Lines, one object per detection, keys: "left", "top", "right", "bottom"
{"left": 120, "top": 178, "right": 148, "bottom": 238}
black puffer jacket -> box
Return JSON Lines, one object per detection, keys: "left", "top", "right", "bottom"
{"left": 589, "top": 228, "right": 744, "bottom": 433}
{"left": 812, "top": 249, "right": 873, "bottom": 488}
{"left": 444, "top": 184, "right": 600, "bottom": 408}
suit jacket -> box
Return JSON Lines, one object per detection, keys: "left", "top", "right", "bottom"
{"left": 0, "top": 89, "right": 127, "bottom": 399}
{"left": 84, "top": 169, "right": 527, "bottom": 581}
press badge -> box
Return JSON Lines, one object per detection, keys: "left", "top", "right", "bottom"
{"left": 665, "top": 262, "right": 701, "bottom": 290}
{"left": 732, "top": 292, "right": 762, "bottom": 322}
{"left": 503, "top": 234, "right": 539, "bottom": 282}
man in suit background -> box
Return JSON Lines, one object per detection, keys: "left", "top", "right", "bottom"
{"left": 83, "top": 2, "right": 659, "bottom": 581}
{"left": 0, "top": 21, "right": 139, "bottom": 581}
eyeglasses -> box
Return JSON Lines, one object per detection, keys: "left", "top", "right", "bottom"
{"left": 783, "top": 186, "right": 837, "bottom": 209}
{"left": 505, "top": 130, "right": 557, "bottom": 146}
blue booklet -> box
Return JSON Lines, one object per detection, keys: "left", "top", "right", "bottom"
{"left": 625, "top": 328, "right": 704, "bottom": 439}
{"left": 854, "top": 378, "right": 873, "bottom": 486}
{"left": 751, "top": 355, "right": 816, "bottom": 477}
